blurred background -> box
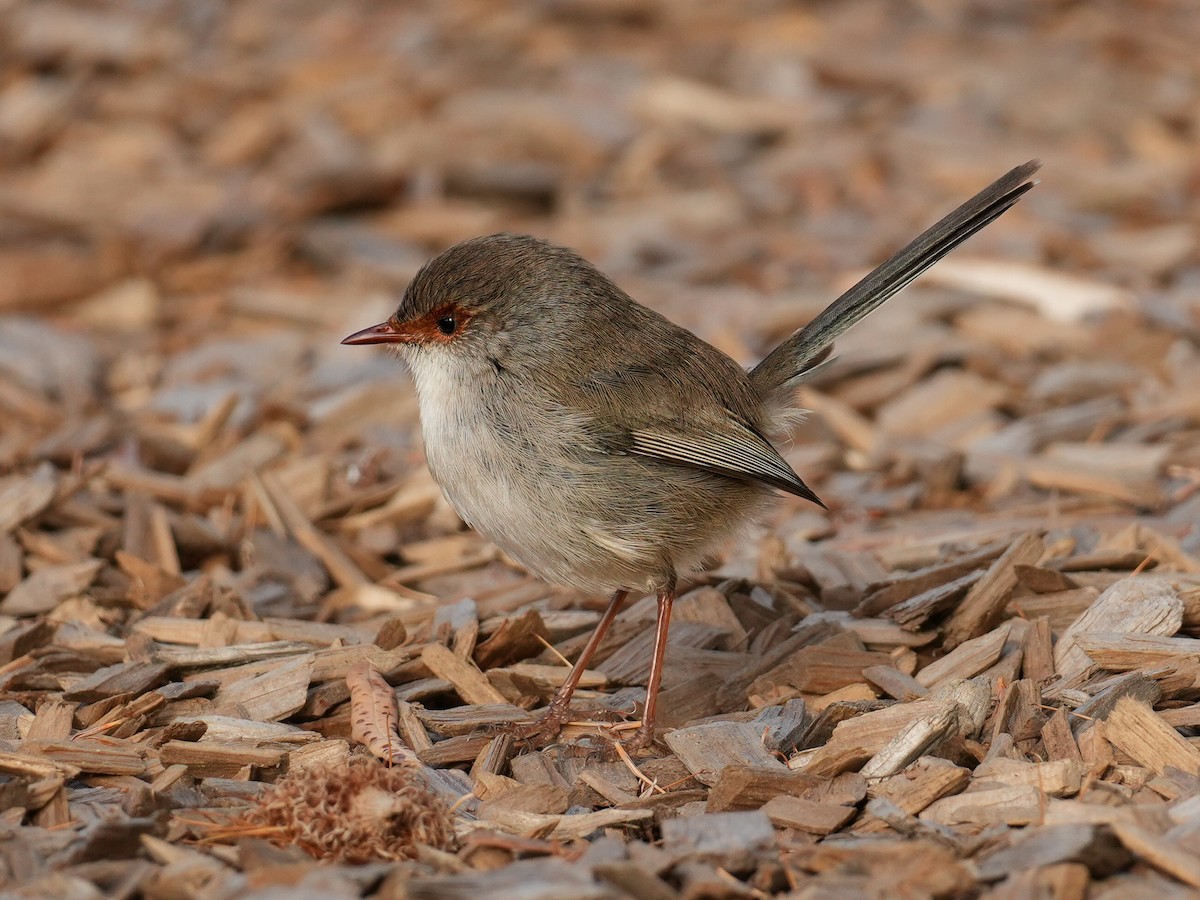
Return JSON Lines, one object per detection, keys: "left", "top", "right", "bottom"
{"left": 1, "top": 0, "right": 1198, "bottom": 616}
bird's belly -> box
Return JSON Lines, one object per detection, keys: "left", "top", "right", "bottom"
{"left": 415, "top": 380, "right": 771, "bottom": 595}
{"left": 418, "top": 397, "right": 614, "bottom": 587}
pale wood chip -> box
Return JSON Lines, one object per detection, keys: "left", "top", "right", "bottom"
{"left": 0, "top": 462, "right": 58, "bottom": 534}
{"left": 1071, "top": 632, "right": 1200, "bottom": 671}
{"left": 1103, "top": 697, "right": 1200, "bottom": 777}
{"left": 420, "top": 642, "right": 508, "bottom": 706}
{"left": 920, "top": 784, "right": 1044, "bottom": 827}
{"left": 943, "top": 531, "right": 1045, "bottom": 649}
{"left": 916, "top": 623, "right": 1012, "bottom": 688}
{"left": 860, "top": 702, "right": 960, "bottom": 778}
{"left": 1111, "top": 822, "right": 1200, "bottom": 888}
{"left": 0, "top": 559, "right": 103, "bottom": 616}
{"left": 665, "top": 721, "right": 785, "bottom": 786}
{"left": 1053, "top": 579, "right": 1183, "bottom": 687}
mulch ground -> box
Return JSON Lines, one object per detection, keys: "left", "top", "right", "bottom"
{"left": 3, "top": 1, "right": 1200, "bottom": 897}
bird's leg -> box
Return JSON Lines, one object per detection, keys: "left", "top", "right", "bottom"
{"left": 512, "top": 589, "right": 628, "bottom": 743}
{"left": 623, "top": 582, "right": 675, "bottom": 753}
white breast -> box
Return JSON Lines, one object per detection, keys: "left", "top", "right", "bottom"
{"left": 402, "top": 347, "right": 667, "bottom": 595}
{"left": 408, "top": 352, "right": 512, "bottom": 525}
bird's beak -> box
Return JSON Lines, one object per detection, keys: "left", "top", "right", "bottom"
{"left": 341, "top": 319, "right": 409, "bottom": 345}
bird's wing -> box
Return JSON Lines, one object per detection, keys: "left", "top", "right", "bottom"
{"left": 623, "top": 416, "right": 825, "bottom": 507}
{"left": 570, "top": 340, "right": 823, "bottom": 507}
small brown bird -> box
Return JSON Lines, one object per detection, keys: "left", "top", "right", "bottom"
{"left": 344, "top": 161, "right": 1039, "bottom": 749}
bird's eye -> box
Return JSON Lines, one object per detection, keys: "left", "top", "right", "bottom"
{"left": 435, "top": 314, "right": 457, "bottom": 335}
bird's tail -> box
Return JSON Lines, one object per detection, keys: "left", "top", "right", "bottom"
{"left": 750, "top": 160, "right": 1041, "bottom": 405}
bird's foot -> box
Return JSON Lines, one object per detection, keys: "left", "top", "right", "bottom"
{"left": 617, "top": 722, "right": 659, "bottom": 755}
{"left": 509, "top": 705, "right": 570, "bottom": 747}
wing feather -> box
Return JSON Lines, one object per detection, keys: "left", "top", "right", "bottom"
{"left": 626, "top": 419, "right": 824, "bottom": 507}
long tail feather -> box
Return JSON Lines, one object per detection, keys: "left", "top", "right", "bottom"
{"left": 751, "top": 160, "right": 1040, "bottom": 397}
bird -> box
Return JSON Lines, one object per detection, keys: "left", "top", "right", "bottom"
{"left": 343, "top": 160, "right": 1040, "bottom": 750}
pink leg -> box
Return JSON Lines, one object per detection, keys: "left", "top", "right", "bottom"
{"left": 624, "top": 584, "right": 675, "bottom": 752}
{"left": 513, "top": 589, "right": 628, "bottom": 743}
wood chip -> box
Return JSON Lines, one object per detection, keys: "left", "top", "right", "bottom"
{"left": 1103, "top": 697, "right": 1200, "bottom": 777}
{"left": 942, "top": 532, "right": 1044, "bottom": 648}
{"left": 916, "top": 623, "right": 1012, "bottom": 688}
{"left": 1110, "top": 822, "right": 1200, "bottom": 888}
{"left": 664, "top": 722, "right": 785, "bottom": 786}
{"left": 420, "top": 642, "right": 508, "bottom": 706}
{"left": 1054, "top": 580, "right": 1183, "bottom": 687}
{"left": 761, "top": 795, "right": 856, "bottom": 835}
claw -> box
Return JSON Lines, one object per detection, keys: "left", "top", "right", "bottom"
{"left": 509, "top": 707, "right": 569, "bottom": 747}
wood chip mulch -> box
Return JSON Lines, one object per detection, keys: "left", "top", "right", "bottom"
{"left": 2, "top": 1, "right": 1200, "bottom": 898}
